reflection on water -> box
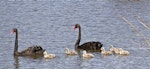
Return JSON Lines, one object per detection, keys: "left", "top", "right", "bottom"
{"left": 0, "top": 0, "right": 150, "bottom": 69}
{"left": 14, "top": 56, "right": 19, "bottom": 69}
{"left": 13, "top": 55, "right": 44, "bottom": 69}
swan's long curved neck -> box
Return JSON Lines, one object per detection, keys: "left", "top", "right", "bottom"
{"left": 75, "top": 26, "right": 81, "bottom": 48}
{"left": 14, "top": 30, "right": 18, "bottom": 55}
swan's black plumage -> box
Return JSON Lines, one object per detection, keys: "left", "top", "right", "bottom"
{"left": 12, "top": 28, "right": 45, "bottom": 56}
{"left": 74, "top": 24, "right": 103, "bottom": 51}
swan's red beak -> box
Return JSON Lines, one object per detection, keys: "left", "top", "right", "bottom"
{"left": 11, "top": 29, "right": 14, "bottom": 34}
{"left": 74, "top": 25, "right": 76, "bottom": 30}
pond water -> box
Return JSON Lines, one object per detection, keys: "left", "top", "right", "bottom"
{"left": 0, "top": 0, "right": 150, "bottom": 69}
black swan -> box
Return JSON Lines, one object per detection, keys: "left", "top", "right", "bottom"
{"left": 11, "top": 28, "right": 45, "bottom": 56}
{"left": 74, "top": 24, "right": 103, "bottom": 51}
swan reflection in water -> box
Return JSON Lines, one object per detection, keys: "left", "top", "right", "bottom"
{"left": 14, "top": 56, "right": 19, "bottom": 69}
{"left": 14, "top": 55, "right": 44, "bottom": 69}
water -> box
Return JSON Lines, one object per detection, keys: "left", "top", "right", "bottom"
{"left": 0, "top": 0, "right": 150, "bottom": 69}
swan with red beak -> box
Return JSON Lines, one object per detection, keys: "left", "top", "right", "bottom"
{"left": 11, "top": 28, "right": 45, "bottom": 57}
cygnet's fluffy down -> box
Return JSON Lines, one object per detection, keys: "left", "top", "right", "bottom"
{"left": 109, "top": 45, "right": 121, "bottom": 54}
{"left": 82, "top": 50, "right": 94, "bottom": 58}
{"left": 101, "top": 47, "right": 112, "bottom": 55}
{"left": 65, "top": 48, "right": 77, "bottom": 55}
{"left": 119, "top": 48, "right": 130, "bottom": 55}
{"left": 43, "top": 51, "right": 56, "bottom": 59}
{"left": 109, "top": 45, "right": 116, "bottom": 52}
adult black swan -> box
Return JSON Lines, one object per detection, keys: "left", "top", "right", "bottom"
{"left": 74, "top": 24, "right": 103, "bottom": 51}
{"left": 11, "top": 28, "right": 45, "bottom": 56}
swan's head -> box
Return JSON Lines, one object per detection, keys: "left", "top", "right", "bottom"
{"left": 74, "top": 24, "right": 80, "bottom": 30}
{"left": 11, "top": 28, "right": 17, "bottom": 34}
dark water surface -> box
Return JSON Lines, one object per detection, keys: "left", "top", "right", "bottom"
{"left": 0, "top": 0, "right": 150, "bottom": 69}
